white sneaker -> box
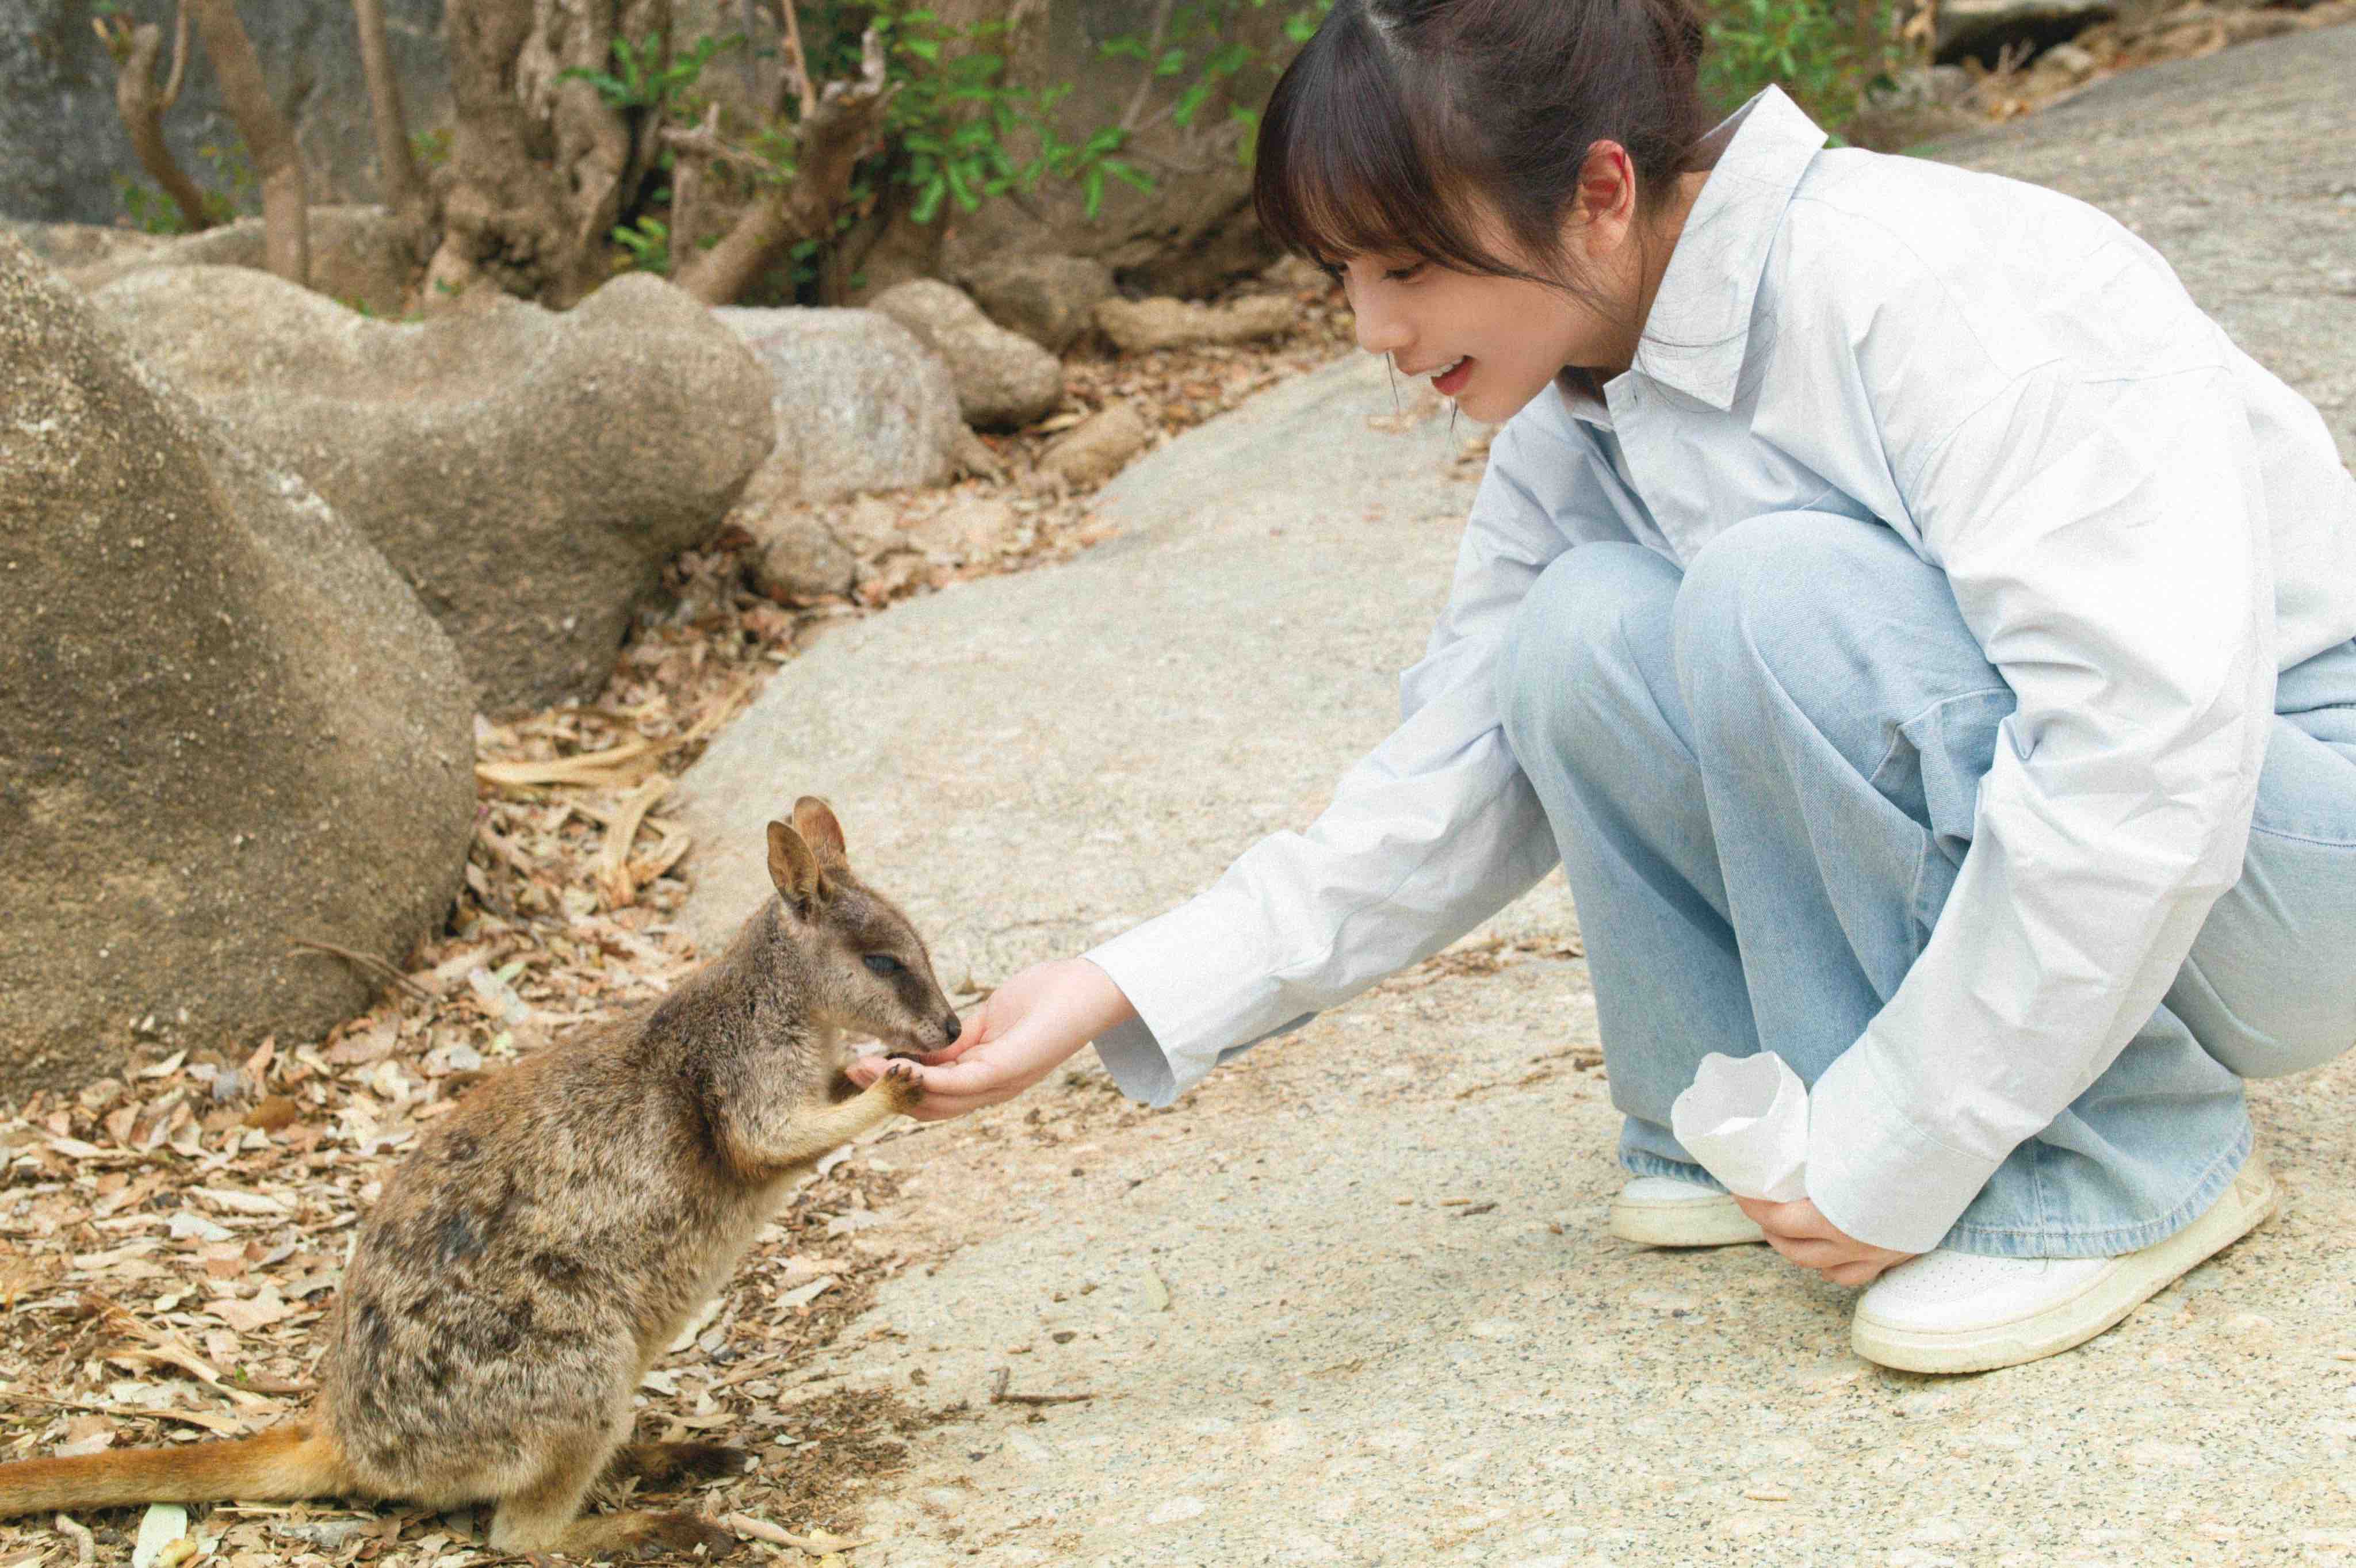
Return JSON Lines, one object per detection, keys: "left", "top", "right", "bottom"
{"left": 1608, "top": 1175, "right": 1768, "bottom": 1248}
{"left": 1851, "top": 1151, "right": 2282, "bottom": 1374}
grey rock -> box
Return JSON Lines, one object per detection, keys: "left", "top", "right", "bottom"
{"left": 0, "top": 232, "right": 475, "bottom": 1093}
{"left": 64, "top": 205, "right": 423, "bottom": 318}
{"left": 747, "top": 508, "right": 860, "bottom": 602}
{"left": 962, "top": 253, "right": 1116, "bottom": 354}
{"left": 712, "top": 306, "right": 966, "bottom": 503}
{"left": 1038, "top": 403, "right": 1154, "bottom": 488}
{"left": 870, "top": 278, "right": 1065, "bottom": 431}
{"left": 0, "top": 219, "right": 173, "bottom": 273}
{"left": 0, "top": 0, "right": 450, "bottom": 225}
{"left": 1095, "top": 293, "right": 1298, "bottom": 354}
{"left": 96, "top": 266, "right": 775, "bottom": 712}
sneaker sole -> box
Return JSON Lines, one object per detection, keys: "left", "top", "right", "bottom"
{"left": 1608, "top": 1191, "right": 1769, "bottom": 1248}
{"left": 1850, "top": 1153, "right": 2282, "bottom": 1375}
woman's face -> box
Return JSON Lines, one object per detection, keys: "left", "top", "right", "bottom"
{"left": 1337, "top": 252, "right": 1640, "bottom": 423}
{"left": 1329, "top": 151, "right": 1691, "bottom": 424}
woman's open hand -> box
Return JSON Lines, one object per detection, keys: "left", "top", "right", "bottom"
{"left": 1730, "top": 1195, "right": 1917, "bottom": 1287}
{"left": 843, "top": 957, "right": 1137, "bottom": 1122}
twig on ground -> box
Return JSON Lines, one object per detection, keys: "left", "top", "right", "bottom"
{"left": 286, "top": 937, "right": 434, "bottom": 1001}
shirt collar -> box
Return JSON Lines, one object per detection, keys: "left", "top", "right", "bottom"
{"left": 1624, "top": 85, "right": 1829, "bottom": 412}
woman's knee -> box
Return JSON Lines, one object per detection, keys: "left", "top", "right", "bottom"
{"left": 1494, "top": 541, "right": 1679, "bottom": 760}
{"left": 1670, "top": 512, "right": 1982, "bottom": 759}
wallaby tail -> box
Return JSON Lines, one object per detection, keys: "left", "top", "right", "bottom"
{"left": 0, "top": 1424, "right": 349, "bottom": 1517}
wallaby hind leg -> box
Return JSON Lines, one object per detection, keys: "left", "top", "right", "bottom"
{"left": 606, "top": 1440, "right": 750, "bottom": 1489}
{"left": 487, "top": 1420, "right": 735, "bottom": 1559}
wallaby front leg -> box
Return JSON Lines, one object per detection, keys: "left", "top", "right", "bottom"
{"left": 724, "top": 1062, "right": 921, "bottom": 1178}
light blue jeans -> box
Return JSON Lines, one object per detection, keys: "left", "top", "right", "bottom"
{"left": 1496, "top": 512, "right": 2356, "bottom": 1257}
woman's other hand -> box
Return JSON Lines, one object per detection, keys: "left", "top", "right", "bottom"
{"left": 1730, "top": 1195, "right": 1918, "bottom": 1287}
{"left": 843, "top": 957, "right": 1138, "bottom": 1122}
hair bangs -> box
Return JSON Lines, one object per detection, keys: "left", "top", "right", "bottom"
{"left": 1252, "top": 5, "right": 1519, "bottom": 278}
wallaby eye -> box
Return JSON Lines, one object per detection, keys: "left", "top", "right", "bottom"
{"left": 863, "top": 954, "right": 905, "bottom": 978}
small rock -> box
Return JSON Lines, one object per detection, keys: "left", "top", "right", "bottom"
{"left": 963, "top": 254, "right": 1115, "bottom": 354}
{"left": 2041, "top": 41, "right": 2097, "bottom": 81}
{"left": 1093, "top": 293, "right": 1298, "bottom": 354}
{"left": 1039, "top": 404, "right": 1153, "bottom": 489}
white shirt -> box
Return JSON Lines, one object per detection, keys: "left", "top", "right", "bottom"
{"left": 1084, "top": 86, "right": 2356, "bottom": 1253}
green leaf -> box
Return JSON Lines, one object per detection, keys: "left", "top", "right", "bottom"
{"left": 1082, "top": 165, "right": 1105, "bottom": 217}
{"left": 1155, "top": 45, "right": 1187, "bottom": 75}
{"left": 1172, "top": 81, "right": 1210, "bottom": 125}
{"left": 910, "top": 178, "right": 945, "bottom": 224}
{"left": 902, "top": 36, "right": 939, "bottom": 59}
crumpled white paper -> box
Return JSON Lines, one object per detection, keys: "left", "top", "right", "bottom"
{"left": 1668, "top": 1051, "right": 1811, "bottom": 1203}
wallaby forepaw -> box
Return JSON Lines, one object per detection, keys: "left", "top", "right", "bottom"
{"left": 875, "top": 1057, "right": 925, "bottom": 1114}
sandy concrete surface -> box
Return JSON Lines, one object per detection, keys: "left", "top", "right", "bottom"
{"left": 678, "top": 30, "right": 2356, "bottom": 1566}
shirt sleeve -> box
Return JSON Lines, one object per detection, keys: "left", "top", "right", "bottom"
{"left": 1806, "top": 356, "right": 2278, "bottom": 1254}
{"left": 1080, "top": 417, "right": 1590, "bottom": 1107}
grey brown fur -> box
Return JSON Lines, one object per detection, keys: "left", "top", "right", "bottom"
{"left": 0, "top": 799, "right": 958, "bottom": 1559}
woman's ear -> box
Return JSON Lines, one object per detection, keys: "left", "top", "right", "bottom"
{"left": 1566, "top": 139, "right": 1640, "bottom": 253}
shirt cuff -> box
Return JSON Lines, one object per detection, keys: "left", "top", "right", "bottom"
{"left": 1806, "top": 1041, "right": 2005, "bottom": 1255}
{"left": 1082, "top": 907, "right": 1317, "bottom": 1108}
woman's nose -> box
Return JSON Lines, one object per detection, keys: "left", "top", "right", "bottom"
{"left": 1347, "top": 282, "right": 1410, "bottom": 357}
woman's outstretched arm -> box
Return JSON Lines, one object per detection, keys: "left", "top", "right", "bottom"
{"left": 843, "top": 957, "right": 1137, "bottom": 1120}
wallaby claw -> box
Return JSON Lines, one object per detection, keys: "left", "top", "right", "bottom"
{"left": 876, "top": 1058, "right": 925, "bottom": 1113}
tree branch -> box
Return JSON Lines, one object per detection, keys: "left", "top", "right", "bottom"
{"left": 673, "top": 25, "right": 893, "bottom": 305}
{"left": 352, "top": 0, "right": 427, "bottom": 227}
{"left": 185, "top": 0, "right": 308, "bottom": 285}
{"left": 98, "top": 9, "right": 213, "bottom": 234}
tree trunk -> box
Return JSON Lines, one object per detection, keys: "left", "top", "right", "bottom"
{"left": 428, "top": 0, "right": 672, "bottom": 309}
{"left": 671, "top": 30, "right": 894, "bottom": 306}
{"left": 351, "top": 0, "right": 429, "bottom": 234}
{"left": 185, "top": 0, "right": 307, "bottom": 285}
{"left": 104, "top": 5, "right": 214, "bottom": 234}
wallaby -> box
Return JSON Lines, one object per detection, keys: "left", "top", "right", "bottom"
{"left": 0, "top": 798, "right": 957, "bottom": 1558}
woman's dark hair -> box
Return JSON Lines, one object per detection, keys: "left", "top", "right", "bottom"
{"left": 1253, "top": 0, "right": 1711, "bottom": 291}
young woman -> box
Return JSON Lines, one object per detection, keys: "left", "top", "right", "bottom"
{"left": 851, "top": 0, "right": 2356, "bottom": 1372}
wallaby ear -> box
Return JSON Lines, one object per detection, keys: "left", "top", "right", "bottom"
{"left": 766, "top": 820, "right": 831, "bottom": 917}
{"left": 791, "top": 796, "right": 848, "bottom": 869}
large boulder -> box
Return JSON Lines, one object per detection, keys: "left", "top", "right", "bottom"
{"left": 869, "top": 279, "right": 1065, "bottom": 431}
{"left": 62, "top": 206, "right": 423, "bottom": 318}
{"left": 93, "top": 266, "right": 776, "bottom": 712}
{"left": 0, "top": 234, "right": 476, "bottom": 1093}
{"left": 712, "top": 306, "right": 967, "bottom": 503}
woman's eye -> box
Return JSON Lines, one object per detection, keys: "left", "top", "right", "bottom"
{"left": 863, "top": 954, "right": 904, "bottom": 977}
{"left": 1383, "top": 262, "right": 1426, "bottom": 283}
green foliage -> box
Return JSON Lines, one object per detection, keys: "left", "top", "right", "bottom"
{"left": 1699, "top": 0, "right": 1906, "bottom": 130}
{"left": 114, "top": 140, "right": 255, "bottom": 234}
{"left": 1096, "top": 0, "right": 1332, "bottom": 171}
{"left": 582, "top": 0, "right": 1330, "bottom": 296}
{"left": 562, "top": 32, "right": 738, "bottom": 117}
{"left": 611, "top": 213, "right": 672, "bottom": 274}
{"left": 410, "top": 126, "right": 453, "bottom": 172}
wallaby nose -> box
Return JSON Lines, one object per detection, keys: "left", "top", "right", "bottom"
{"left": 942, "top": 1014, "right": 962, "bottom": 1043}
